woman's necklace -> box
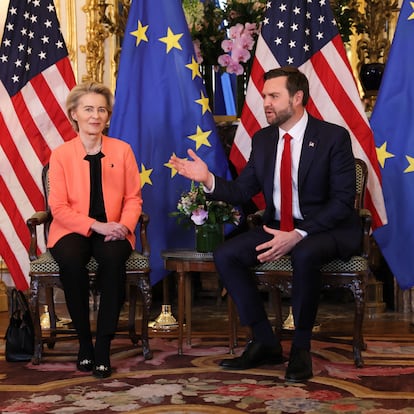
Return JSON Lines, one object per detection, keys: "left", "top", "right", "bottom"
{"left": 84, "top": 140, "right": 102, "bottom": 155}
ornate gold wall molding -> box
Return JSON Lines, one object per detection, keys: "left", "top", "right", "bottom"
{"left": 80, "top": 0, "right": 109, "bottom": 83}
{"left": 80, "top": 0, "right": 130, "bottom": 87}
{"left": 356, "top": 0, "right": 399, "bottom": 69}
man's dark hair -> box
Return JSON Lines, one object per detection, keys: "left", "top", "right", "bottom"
{"left": 264, "top": 66, "right": 310, "bottom": 106}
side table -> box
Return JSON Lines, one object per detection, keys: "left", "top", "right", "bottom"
{"left": 161, "top": 249, "right": 236, "bottom": 355}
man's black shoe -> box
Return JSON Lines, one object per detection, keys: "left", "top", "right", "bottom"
{"left": 219, "top": 340, "right": 283, "bottom": 370}
{"left": 285, "top": 346, "right": 313, "bottom": 382}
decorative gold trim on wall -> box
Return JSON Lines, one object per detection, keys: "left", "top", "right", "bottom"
{"left": 356, "top": 0, "right": 399, "bottom": 69}
{"left": 80, "top": 0, "right": 130, "bottom": 87}
{"left": 80, "top": 0, "right": 109, "bottom": 83}
{"left": 65, "top": 0, "right": 79, "bottom": 80}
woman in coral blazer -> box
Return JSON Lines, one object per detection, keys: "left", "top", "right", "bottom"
{"left": 48, "top": 82, "right": 142, "bottom": 379}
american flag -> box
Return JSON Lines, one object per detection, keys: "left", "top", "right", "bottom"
{"left": 0, "top": 0, "right": 76, "bottom": 289}
{"left": 230, "top": 0, "right": 387, "bottom": 229}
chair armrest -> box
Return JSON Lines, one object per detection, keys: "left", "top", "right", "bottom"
{"left": 247, "top": 210, "right": 265, "bottom": 229}
{"left": 138, "top": 212, "right": 150, "bottom": 257}
{"left": 360, "top": 208, "right": 372, "bottom": 259}
{"left": 26, "top": 210, "right": 51, "bottom": 261}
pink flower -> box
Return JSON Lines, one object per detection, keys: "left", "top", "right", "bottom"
{"left": 218, "top": 54, "right": 232, "bottom": 67}
{"left": 229, "top": 23, "right": 244, "bottom": 39}
{"left": 221, "top": 39, "right": 234, "bottom": 53}
{"left": 239, "top": 32, "right": 255, "bottom": 50}
{"left": 218, "top": 22, "right": 259, "bottom": 75}
{"left": 231, "top": 44, "right": 251, "bottom": 63}
{"left": 191, "top": 208, "right": 208, "bottom": 225}
{"left": 226, "top": 60, "right": 244, "bottom": 75}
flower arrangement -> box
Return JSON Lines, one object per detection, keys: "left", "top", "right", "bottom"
{"left": 182, "top": 1, "right": 267, "bottom": 115}
{"left": 217, "top": 21, "right": 259, "bottom": 75}
{"left": 182, "top": 0, "right": 365, "bottom": 69}
{"left": 217, "top": 0, "right": 266, "bottom": 75}
{"left": 172, "top": 181, "right": 240, "bottom": 227}
{"left": 182, "top": 0, "right": 267, "bottom": 71}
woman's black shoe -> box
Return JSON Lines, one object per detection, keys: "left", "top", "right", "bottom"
{"left": 93, "top": 364, "right": 112, "bottom": 379}
{"left": 76, "top": 358, "right": 94, "bottom": 372}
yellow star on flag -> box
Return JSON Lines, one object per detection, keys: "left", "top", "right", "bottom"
{"left": 404, "top": 155, "right": 414, "bottom": 173}
{"left": 164, "top": 153, "right": 186, "bottom": 177}
{"left": 376, "top": 142, "right": 395, "bottom": 168}
{"left": 130, "top": 20, "right": 148, "bottom": 46}
{"left": 140, "top": 163, "right": 153, "bottom": 187}
{"left": 409, "top": 1, "right": 414, "bottom": 20}
{"left": 195, "top": 91, "right": 211, "bottom": 115}
{"left": 159, "top": 27, "right": 183, "bottom": 53}
{"left": 188, "top": 126, "right": 212, "bottom": 150}
{"left": 185, "top": 56, "right": 201, "bottom": 79}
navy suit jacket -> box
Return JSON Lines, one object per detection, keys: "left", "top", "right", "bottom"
{"left": 211, "top": 114, "right": 361, "bottom": 259}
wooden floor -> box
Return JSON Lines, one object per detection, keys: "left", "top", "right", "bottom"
{"left": 2, "top": 286, "right": 414, "bottom": 346}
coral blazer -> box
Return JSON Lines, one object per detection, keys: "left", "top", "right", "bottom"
{"left": 47, "top": 135, "right": 142, "bottom": 249}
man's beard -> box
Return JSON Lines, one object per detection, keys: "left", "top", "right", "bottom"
{"left": 267, "top": 102, "right": 294, "bottom": 127}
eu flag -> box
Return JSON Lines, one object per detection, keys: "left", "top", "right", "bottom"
{"left": 371, "top": 0, "right": 414, "bottom": 289}
{"left": 109, "top": 0, "right": 231, "bottom": 285}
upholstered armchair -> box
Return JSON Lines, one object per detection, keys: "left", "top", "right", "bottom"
{"left": 26, "top": 164, "right": 152, "bottom": 364}
{"left": 229, "top": 158, "right": 371, "bottom": 368}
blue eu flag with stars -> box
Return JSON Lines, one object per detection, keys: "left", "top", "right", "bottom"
{"left": 109, "top": 0, "right": 232, "bottom": 285}
{"left": 371, "top": 0, "right": 414, "bottom": 289}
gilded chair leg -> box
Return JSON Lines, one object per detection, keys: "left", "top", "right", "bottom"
{"left": 273, "top": 289, "right": 284, "bottom": 336}
{"left": 45, "top": 286, "right": 57, "bottom": 349}
{"left": 352, "top": 279, "right": 365, "bottom": 368}
{"left": 127, "top": 283, "right": 139, "bottom": 345}
{"left": 139, "top": 274, "right": 152, "bottom": 360}
{"left": 29, "top": 277, "right": 43, "bottom": 365}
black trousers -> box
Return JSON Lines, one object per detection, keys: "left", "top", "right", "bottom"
{"left": 213, "top": 225, "right": 339, "bottom": 347}
{"left": 50, "top": 233, "right": 132, "bottom": 341}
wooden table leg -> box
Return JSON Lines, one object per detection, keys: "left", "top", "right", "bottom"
{"left": 185, "top": 272, "right": 192, "bottom": 346}
{"left": 162, "top": 275, "right": 170, "bottom": 304}
{"left": 177, "top": 270, "right": 185, "bottom": 355}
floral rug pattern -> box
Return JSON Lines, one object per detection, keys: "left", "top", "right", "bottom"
{"left": 1, "top": 336, "right": 414, "bottom": 413}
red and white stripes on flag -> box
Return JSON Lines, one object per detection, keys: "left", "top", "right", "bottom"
{"left": 0, "top": 0, "right": 76, "bottom": 289}
{"left": 230, "top": 0, "right": 387, "bottom": 230}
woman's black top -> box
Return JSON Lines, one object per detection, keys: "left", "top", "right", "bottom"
{"left": 84, "top": 152, "right": 107, "bottom": 222}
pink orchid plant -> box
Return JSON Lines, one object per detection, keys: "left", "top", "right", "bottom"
{"left": 218, "top": 22, "right": 259, "bottom": 75}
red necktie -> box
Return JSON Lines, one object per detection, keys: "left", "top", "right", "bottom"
{"left": 280, "top": 133, "right": 294, "bottom": 231}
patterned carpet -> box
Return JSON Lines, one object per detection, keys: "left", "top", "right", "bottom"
{"left": 1, "top": 333, "right": 414, "bottom": 413}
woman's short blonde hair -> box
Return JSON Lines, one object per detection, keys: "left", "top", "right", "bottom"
{"left": 66, "top": 81, "right": 114, "bottom": 132}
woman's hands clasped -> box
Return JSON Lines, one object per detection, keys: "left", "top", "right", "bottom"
{"left": 91, "top": 221, "right": 129, "bottom": 242}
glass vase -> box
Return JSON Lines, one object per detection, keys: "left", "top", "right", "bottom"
{"left": 195, "top": 223, "right": 224, "bottom": 253}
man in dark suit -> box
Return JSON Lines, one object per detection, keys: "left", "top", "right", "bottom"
{"left": 169, "top": 66, "right": 361, "bottom": 382}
